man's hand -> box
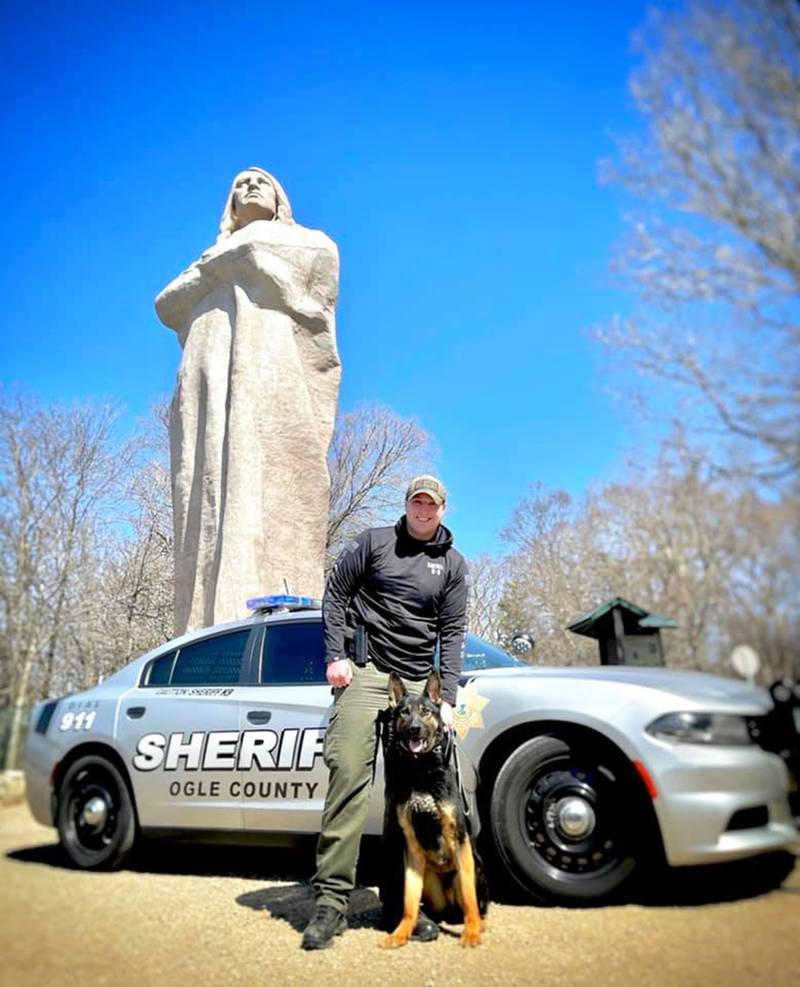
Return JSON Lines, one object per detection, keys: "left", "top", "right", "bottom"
{"left": 326, "top": 658, "right": 353, "bottom": 689}
{"left": 440, "top": 700, "right": 454, "bottom": 730}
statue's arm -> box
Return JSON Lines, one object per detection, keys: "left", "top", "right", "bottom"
{"left": 155, "top": 225, "right": 337, "bottom": 331}
{"left": 155, "top": 261, "right": 209, "bottom": 331}
{"left": 155, "top": 243, "right": 236, "bottom": 330}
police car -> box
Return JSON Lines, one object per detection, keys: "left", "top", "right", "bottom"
{"left": 23, "top": 596, "right": 798, "bottom": 904}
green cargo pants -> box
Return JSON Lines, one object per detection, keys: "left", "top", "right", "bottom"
{"left": 312, "top": 661, "right": 425, "bottom": 913}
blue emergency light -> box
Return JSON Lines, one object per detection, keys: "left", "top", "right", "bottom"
{"left": 246, "top": 594, "right": 322, "bottom": 612}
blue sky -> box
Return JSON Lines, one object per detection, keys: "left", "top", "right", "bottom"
{"left": 2, "top": 1, "right": 652, "bottom": 558}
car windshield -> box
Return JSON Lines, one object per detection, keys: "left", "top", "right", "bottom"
{"left": 462, "top": 635, "right": 525, "bottom": 671}
{"left": 431, "top": 635, "right": 523, "bottom": 674}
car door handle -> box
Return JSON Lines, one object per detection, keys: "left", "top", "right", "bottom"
{"left": 126, "top": 706, "right": 146, "bottom": 719}
{"left": 247, "top": 710, "right": 272, "bottom": 725}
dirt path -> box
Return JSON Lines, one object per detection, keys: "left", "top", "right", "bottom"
{"left": 1, "top": 803, "right": 798, "bottom": 987}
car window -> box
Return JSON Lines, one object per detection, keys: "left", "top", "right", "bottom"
{"left": 170, "top": 630, "right": 251, "bottom": 685}
{"left": 261, "top": 622, "right": 326, "bottom": 684}
{"left": 145, "top": 650, "right": 177, "bottom": 686}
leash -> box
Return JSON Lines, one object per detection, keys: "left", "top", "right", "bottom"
{"left": 446, "top": 730, "right": 473, "bottom": 822}
{"left": 437, "top": 729, "right": 474, "bottom": 823}
{"left": 440, "top": 726, "right": 454, "bottom": 766}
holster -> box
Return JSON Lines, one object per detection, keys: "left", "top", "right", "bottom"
{"left": 344, "top": 624, "right": 369, "bottom": 667}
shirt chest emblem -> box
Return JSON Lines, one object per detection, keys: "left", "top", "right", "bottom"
{"left": 426, "top": 560, "right": 444, "bottom": 577}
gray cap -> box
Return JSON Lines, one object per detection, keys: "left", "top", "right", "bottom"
{"left": 405, "top": 475, "right": 447, "bottom": 505}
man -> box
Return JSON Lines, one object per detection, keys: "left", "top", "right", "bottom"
{"left": 302, "top": 475, "right": 470, "bottom": 950}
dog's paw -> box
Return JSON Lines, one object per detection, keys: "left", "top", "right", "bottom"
{"left": 459, "top": 925, "right": 483, "bottom": 948}
{"left": 381, "top": 933, "right": 410, "bottom": 949}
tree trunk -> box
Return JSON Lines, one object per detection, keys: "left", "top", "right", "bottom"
{"left": 4, "top": 648, "right": 35, "bottom": 771}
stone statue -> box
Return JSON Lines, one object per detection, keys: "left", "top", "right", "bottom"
{"left": 156, "top": 168, "right": 341, "bottom": 634}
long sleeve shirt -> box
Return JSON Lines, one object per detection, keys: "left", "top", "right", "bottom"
{"left": 322, "top": 517, "right": 470, "bottom": 704}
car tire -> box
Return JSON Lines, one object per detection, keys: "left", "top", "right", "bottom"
{"left": 489, "top": 734, "right": 644, "bottom": 904}
{"left": 56, "top": 755, "right": 137, "bottom": 870}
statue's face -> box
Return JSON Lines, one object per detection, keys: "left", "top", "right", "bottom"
{"left": 232, "top": 170, "right": 277, "bottom": 225}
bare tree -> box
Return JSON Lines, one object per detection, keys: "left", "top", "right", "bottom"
{"left": 111, "top": 399, "right": 174, "bottom": 661}
{"left": 596, "top": 0, "right": 800, "bottom": 482}
{"left": 326, "top": 403, "right": 435, "bottom": 563}
{"left": 46, "top": 399, "right": 175, "bottom": 695}
{"left": 74, "top": 457, "right": 174, "bottom": 687}
{"left": 0, "top": 393, "right": 137, "bottom": 768}
{"left": 0, "top": 395, "right": 50, "bottom": 764}
{"left": 721, "top": 493, "right": 800, "bottom": 681}
{"left": 499, "top": 485, "right": 604, "bottom": 664}
{"left": 497, "top": 439, "right": 799, "bottom": 678}
{"left": 592, "top": 453, "right": 741, "bottom": 668}
{"left": 466, "top": 553, "right": 510, "bottom": 644}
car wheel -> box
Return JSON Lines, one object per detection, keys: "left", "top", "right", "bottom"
{"left": 56, "top": 755, "right": 137, "bottom": 870}
{"left": 489, "top": 734, "right": 644, "bottom": 904}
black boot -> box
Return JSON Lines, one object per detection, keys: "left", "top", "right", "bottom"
{"left": 381, "top": 909, "right": 439, "bottom": 941}
{"left": 301, "top": 904, "right": 348, "bottom": 950}
{"left": 412, "top": 912, "right": 439, "bottom": 941}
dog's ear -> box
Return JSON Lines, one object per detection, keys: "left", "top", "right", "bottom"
{"left": 388, "top": 672, "right": 407, "bottom": 707}
{"left": 424, "top": 670, "right": 442, "bottom": 706}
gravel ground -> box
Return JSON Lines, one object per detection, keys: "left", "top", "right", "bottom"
{"left": 1, "top": 802, "right": 798, "bottom": 987}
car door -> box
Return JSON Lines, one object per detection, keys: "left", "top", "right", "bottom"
{"left": 117, "top": 627, "right": 255, "bottom": 830}
{"left": 240, "top": 618, "right": 333, "bottom": 834}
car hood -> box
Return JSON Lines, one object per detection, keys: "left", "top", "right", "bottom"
{"left": 466, "top": 665, "right": 770, "bottom": 708}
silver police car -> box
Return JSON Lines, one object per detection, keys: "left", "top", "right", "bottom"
{"left": 23, "top": 596, "right": 798, "bottom": 903}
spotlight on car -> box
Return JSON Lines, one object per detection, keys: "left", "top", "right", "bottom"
{"left": 511, "top": 633, "right": 535, "bottom": 656}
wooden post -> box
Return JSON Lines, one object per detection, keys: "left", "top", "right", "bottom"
{"left": 611, "top": 606, "right": 626, "bottom": 665}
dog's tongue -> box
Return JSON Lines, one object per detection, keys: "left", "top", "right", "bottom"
{"left": 409, "top": 737, "right": 425, "bottom": 754}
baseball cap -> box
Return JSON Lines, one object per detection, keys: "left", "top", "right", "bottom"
{"left": 405, "top": 475, "right": 447, "bottom": 505}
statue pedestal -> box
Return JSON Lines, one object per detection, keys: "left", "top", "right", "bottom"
{"left": 156, "top": 219, "right": 340, "bottom": 633}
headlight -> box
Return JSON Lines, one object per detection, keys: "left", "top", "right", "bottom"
{"left": 646, "top": 712, "right": 752, "bottom": 746}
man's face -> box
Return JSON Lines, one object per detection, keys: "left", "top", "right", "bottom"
{"left": 232, "top": 170, "right": 277, "bottom": 225}
{"left": 405, "top": 493, "right": 445, "bottom": 541}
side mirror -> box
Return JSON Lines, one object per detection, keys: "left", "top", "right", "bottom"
{"left": 511, "top": 633, "right": 535, "bottom": 656}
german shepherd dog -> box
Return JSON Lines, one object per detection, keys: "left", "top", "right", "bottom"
{"left": 380, "top": 670, "right": 488, "bottom": 948}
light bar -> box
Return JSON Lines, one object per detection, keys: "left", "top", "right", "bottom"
{"left": 246, "top": 594, "right": 322, "bottom": 612}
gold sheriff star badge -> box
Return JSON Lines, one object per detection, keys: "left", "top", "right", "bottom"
{"left": 452, "top": 680, "right": 490, "bottom": 739}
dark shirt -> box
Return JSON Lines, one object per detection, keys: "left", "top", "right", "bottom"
{"left": 322, "top": 517, "right": 470, "bottom": 704}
